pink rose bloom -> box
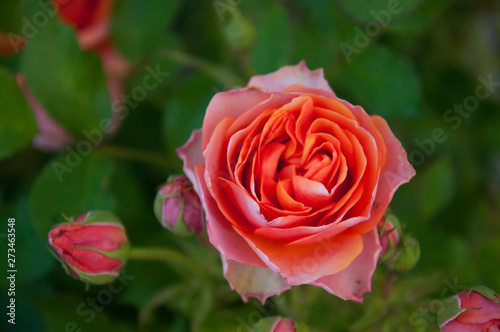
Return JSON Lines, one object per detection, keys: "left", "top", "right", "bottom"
{"left": 178, "top": 61, "right": 415, "bottom": 303}
{"left": 440, "top": 290, "right": 500, "bottom": 332}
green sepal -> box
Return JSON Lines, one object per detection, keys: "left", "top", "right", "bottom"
{"left": 467, "top": 285, "right": 500, "bottom": 303}
{"left": 436, "top": 294, "right": 465, "bottom": 328}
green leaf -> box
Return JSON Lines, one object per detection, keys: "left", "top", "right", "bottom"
{"left": 162, "top": 74, "right": 212, "bottom": 156}
{"left": 250, "top": 4, "right": 293, "bottom": 74}
{"left": 111, "top": 0, "right": 182, "bottom": 61}
{"left": 33, "top": 294, "right": 135, "bottom": 332}
{"left": 29, "top": 152, "right": 115, "bottom": 240}
{"left": 15, "top": 196, "right": 54, "bottom": 284}
{"left": 334, "top": 46, "right": 422, "bottom": 118}
{"left": 0, "top": 1, "right": 24, "bottom": 33}
{"left": 416, "top": 158, "right": 455, "bottom": 221}
{"left": 21, "top": 17, "right": 111, "bottom": 137}
{"left": 334, "top": 0, "right": 423, "bottom": 23}
{"left": 0, "top": 67, "right": 37, "bottom": 160}
{"left": 387, "top": 0, "right": 457, "bottom": 33}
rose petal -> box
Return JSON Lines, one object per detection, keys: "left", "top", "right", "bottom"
{"left": 353, "top": 115, "right": 415, "bottom": 235}
{"left": 222, "top": 258, "right": 291, "bottom": 304}
{"left": 282, "top": 83, "right": 337, "bottom": 98}
{"left": 248, "top": 60, "right": 334, "bottom": 94}
{"left": 458, "top": 291, "right": 500, "bottom": 324}
{"left": 309, "top": 228, "right": 381, "bottom": 302}
{"left": 177, "top": 129, "right": 204, "bottom": 196}
{"left": 202, "top": 87, "right": 274, "bottom": 149}
{"left": 441, "top": 319, "right": 484, "bottom": 332}
{"left": 235, "top": 228, "right": 364, "bottom": 285}
{"left": 202, "top": 169, "right": 267, "bottom": 268}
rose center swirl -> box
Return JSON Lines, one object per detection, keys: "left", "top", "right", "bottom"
{"left": 230, "top": 97, "right": 368, "bottom": 224}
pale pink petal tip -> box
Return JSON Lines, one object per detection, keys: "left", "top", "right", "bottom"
{"left": 310, "top": 229, "right": 382, "bottom": 302}
{"left": 176, "top": 129, "right": 204, "bottom": 195}
{"left": 247, "top": 60, "right": 334, "bottom": 94}
{"left": 223, "top": 258, "right": 291, "bottom": 304}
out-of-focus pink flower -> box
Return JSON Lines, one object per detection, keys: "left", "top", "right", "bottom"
{"left": 177, "top": 61, "right": 415, "bottom": 303}
{"left": 154, "top": 176, "right": 204, "bottom": 236}
{"left": 48, "top": 211, "right": 130, "bottom": 285}
{"left": 52, "top": 0, "right": 114, "bottom": 51}
{"left": 16, "top": 74, "right": 74, "bottom": 152}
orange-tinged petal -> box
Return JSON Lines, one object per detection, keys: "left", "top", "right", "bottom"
{"left": 292, "top": 175, "right": 330, "bottom": 208}
{"left": 276, "top": 180, "right": 309, "bottom": 212}
{"left": 353, "top": 115, "right": 415, "bottom": 235}
{"left": 309, "top": 228, "right": 381, "bottom": 302}
{"left": 202, "top": 87, "right": 274, "bottom": 149}
{"left": 235, "top": 228, "right": 363, "bottom": 285}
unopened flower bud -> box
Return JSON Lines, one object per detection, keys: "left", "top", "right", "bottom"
{"left": 154, "top": 175, "right": 204, "bottom": 236}
{"left": 48, "top": 211, "right": 130, "bottom": 285}
{"left": 392, "top": 235, "right": 420, "bottom": 273}
{"left": 378, "top": 214, "right": 400, "bottom": 258}
{"left": 252, "top": 317, "right": 310, "bottom": 332}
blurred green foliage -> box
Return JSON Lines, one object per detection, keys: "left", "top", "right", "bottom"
{"left": 1, "top": 0, "right": 499, "bottom": 331}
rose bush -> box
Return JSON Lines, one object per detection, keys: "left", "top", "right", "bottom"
{"left": 178, "top": 61, "right": 415, "bottom": 303}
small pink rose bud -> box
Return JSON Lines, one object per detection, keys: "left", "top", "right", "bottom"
{"left": 439, "top": 286, "right": 500, "bottom": 331}
{"left": 377, "top": 214, "right": 400, "bottom": 258}
{"left": 251, "top": 317, "right": 310, "bottom": 332}
{"left": 48, "top": 211, "right": 130, "bottom": 285}
{"left": 154, "top": 176, "right": 204, "bottom": 236}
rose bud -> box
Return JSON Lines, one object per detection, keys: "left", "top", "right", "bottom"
{"left": 154, "top": 176, "right": 204, "bottom": 236}
{"left": 251, "top": 317, "right": 310, "bottom": 332}
{"left": 377, "top": 214, "right": 400, "bottom": 259}
{"left": 178, "top": 61, "right": 415, "bottom": 303}
{"left": 48, "top": 211, "right": 130, "bottom": 285}
{"left": 439, "top": 287, "right": 500, "bottom": 331}
{"left": 392, "top": 235, "right": 420, "bottom": 273}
